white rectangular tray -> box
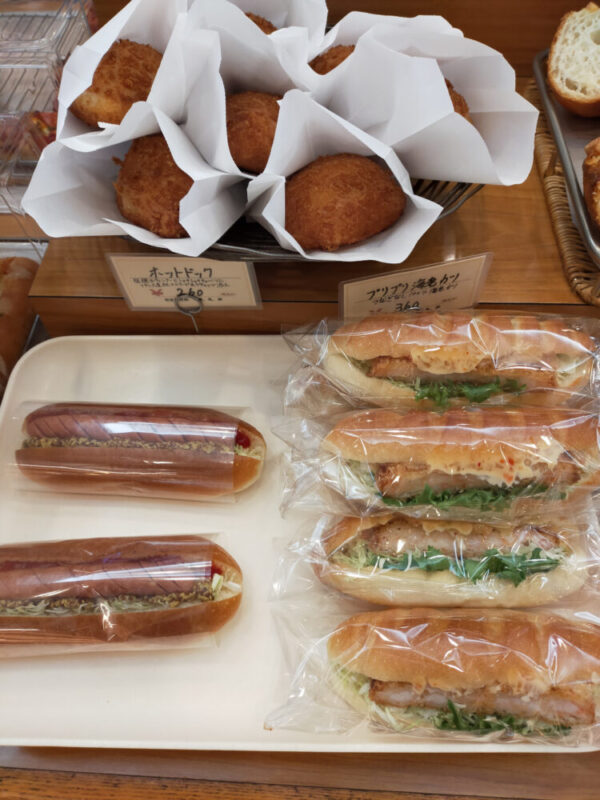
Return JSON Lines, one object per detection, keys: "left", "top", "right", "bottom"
{"left": 0, "top": 335, "right": 589, "bottom": 752}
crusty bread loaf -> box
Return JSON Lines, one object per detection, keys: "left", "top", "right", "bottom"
{"left": 548, "top": 3, "right": 600, "bottom": 117}
{"left": 317, "top": 515, "right": 585, "bottom": 608}
{"left": 322, "top": 407, "right": 600, "bottom": 479}
{"left": 327, "top": 312, "right": 595, "bottom": 391}
{"left": 327, "top": 608, "right": 600, "bottom": 693}
{"left": 584, "top": 137, "right": 600, "bottom": 227}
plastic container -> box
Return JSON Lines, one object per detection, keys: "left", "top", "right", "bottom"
{"left": 0, "top": 0, "right": 91, "bottom": 61}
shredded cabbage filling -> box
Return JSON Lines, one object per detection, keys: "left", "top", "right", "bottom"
{"left": 333, "top": 667, "right": 571, "bottom": 738}
{"left": 0, "top": 574, "right": 235, "bottom": 617}
{"left": 332, "top": 540, "right": 563, "bottom": 586}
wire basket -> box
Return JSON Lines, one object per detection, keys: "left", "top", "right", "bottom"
{"left": 204, "top": 178, "right": 484, "bottom": 262}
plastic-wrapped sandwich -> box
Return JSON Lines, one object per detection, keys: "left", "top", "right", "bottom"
{"left": 314, "top": 513, "right": 588, "bottom": 607}
{"left": 319, "top": 406, "right": 600, "bottom": 517}
{"left": 327, "top": 608, "right": 600, "bottom": 742}
{"left": 319, "top": 311, "right": 600, "bottom": 409}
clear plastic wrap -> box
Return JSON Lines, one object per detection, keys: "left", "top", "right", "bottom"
{"left": 22, "top": 105, "right": 248, "bottom": 256}
{"left": 0, "top": 533, "right": 242, "bottom": 656}
{"left": 0, "top": 0, "right": 91, "bottom": 61}
{"left": 12, "top": 402, "right": 266, "bottom": 501}
{"left": 266, "top": 601, "right": 600, "bottom": 746}
{"left": 273, "top": 506, "right": 600, "bottom": 608}
{"left": 276, "top": 405, "right": 600, "bottom": 521}
{"left": 283, "top": 312, "right": 600, "bottom": 412}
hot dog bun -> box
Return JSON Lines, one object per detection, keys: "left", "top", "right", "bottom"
{"left": 316, "top": 515, "right": 585, "bottom": 608}
{"left": 328, "top": 607, "right": 600, "bottom": 692}
{"left": 16, "top": 403, "right": 266, "bottom": 499}
{"left": 322, "top": 407, "right": 598, "bottom": 480}
{"left": 0, "top": 535, "right": 242, "bottom": 644}
{"left": 324, "top": 312, "right": 596, "bottom": 407}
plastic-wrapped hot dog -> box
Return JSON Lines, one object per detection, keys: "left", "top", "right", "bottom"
{"left": 15, "top": 403, "right": 266, "bottom": 500}
{"left": 285, "top": 312, "right": 600, "bottom": 411}
{"left": 319, "top": 406, "right": 600, "bottom": 518}
{"left": 314, "top": 513, "right": 587, "bottom": 607}
{"left": 0, "top": 535, "right": 242, "bottom": 646}
{"left": 325, "top": 608, "right": 600, "bottom": 743}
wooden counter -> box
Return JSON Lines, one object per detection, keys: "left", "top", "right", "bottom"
{"left": 29, "top": 168, "right": 596, "bottom": 337}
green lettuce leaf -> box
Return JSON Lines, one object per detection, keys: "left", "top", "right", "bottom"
{"left": 411, "top": 378, "right": 526, "bottom": 409}
{"left": 338, "top": 543, "right": 561, "bottom": 586}
{"left": 380, "top": 483, "right": 562, "bottom": 512}
{"left": 434, "top": 700, "right": 571, "bottom": 738}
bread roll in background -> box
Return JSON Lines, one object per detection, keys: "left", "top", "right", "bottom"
{"left": 584, "top": 137, "right": 600, "bottom": 227}
{"left": 548, "top": 3, "right": 600, "bottom": 117}
{"left": 0, "top": 257, "right": 39, "bottom": 391}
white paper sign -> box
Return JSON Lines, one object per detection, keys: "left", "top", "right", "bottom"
{"left": 340, "top": 253, "right": 492, "bottom": 319}
{"left": 108, "top": 255, "right": 261, "bottom": 312}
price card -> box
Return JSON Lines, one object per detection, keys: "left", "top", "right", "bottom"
{"left": 107, "top": 255, "right": 262, "bottom": 312}
{"left": 339, "top": 253, "right": 492, "bottom": 320}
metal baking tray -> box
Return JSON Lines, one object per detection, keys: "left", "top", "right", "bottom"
{"left": 533, "top": 49, "right": 600, "bottom": 271}
{"left": 0, "top": 334, "right": 589, "bottom": 753}
{"left": 204, "top": 178, "right": 484, "bottom": 262}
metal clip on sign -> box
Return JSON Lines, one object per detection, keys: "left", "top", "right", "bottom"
{"left": 174, "top": 290, "right": 203, "bottom": 333}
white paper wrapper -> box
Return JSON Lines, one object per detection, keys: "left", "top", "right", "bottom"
{"left": 57, "top": 0, "right": 187, "bottom": 142}
{"left": 189, "top": 0, "right": 327, "bottom": 59}
{"left": 246, "top": 90, "right": 441, "bottom": 263}
{"left": 179, "top": 15, "right": 306, "bottom": 175}
{"left": 22, "top": 106, "right": 247, "bottom": 257}
{"left": 324, "top": 23, "right": 538, "bottom": 186}
{"left": 301, "top": 12, "right": 462, "bottom": 94}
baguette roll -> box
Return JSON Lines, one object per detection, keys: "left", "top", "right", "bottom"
{"left": 316, "top": 514, "right": 585, "bottom": 607}
{"left": 328, "top": 608, "right": 600, "bottom": 739}
{"left": 321, "top": 406, "right": 600, "bottom": 514}
{"left": 548, "top": 3, "right": 600, "bottom": 118}
{"left": 323, "top": 312, "right": 597, "bottom": 409}
{"left": 15, "top": 403, "right": 266, "bottom": 500}
{"left": 0, "top": 535, "right": 242, "bottom": 645}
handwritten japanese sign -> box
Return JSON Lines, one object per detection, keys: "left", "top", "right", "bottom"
{"left": 339, "top": 254, "right": 492, "bottom": 320}
{"left": 107, "top": 255, "right": 261, "bottom": 312}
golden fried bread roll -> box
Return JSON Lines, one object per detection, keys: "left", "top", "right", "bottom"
{"left": 285, "top": 154, "right": 406, "bottom": 251}
{"left": 310, "top": 44, "right": 355, "bottom": 75}
{"left": 70, "top": 39, "right": 162, "bottom": 127}
{"left": 114, "top": 134, "right": 193, "bottom": 238}
{"left": 226, "top": 91, "right": 281, "bottom": 173}
{"left": 245, "top": 12, "right": 277, "bottom": 33}
{"left": 584, "top": 137, "right": 600, "bottom": 227}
